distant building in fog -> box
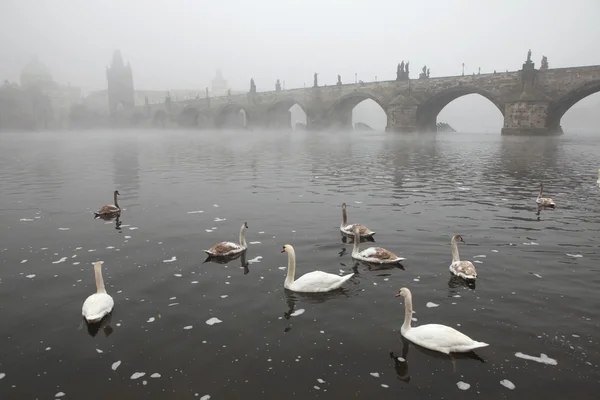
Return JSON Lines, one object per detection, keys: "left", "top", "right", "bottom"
{"left": 106, "top": 50, "right": 135, "bottom": 115}
{"left": 19, "top": 56, "right": 82, "bottom": 128}
{"left": 211, "top": 69, "right": 228, "bottom": 97}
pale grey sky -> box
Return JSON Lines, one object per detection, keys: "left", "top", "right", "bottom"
{"left": 1, "top": 0, "right": 599, "bottom": 94}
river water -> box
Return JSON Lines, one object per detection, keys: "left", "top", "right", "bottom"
{"left": 0, "top": 130, "right": 598, "bottom": 399}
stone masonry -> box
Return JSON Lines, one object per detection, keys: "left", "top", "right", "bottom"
{"left": 135, "top": 64, "right": 600, "bottom": 135}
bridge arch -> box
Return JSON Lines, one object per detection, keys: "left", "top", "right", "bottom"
{"left": 416, "top": 86, "right": 503, "bottom": 132}
{"left": 327, "top": 92, "right": 388, "bottom": 131}
{"left": 266, "top": 98, "right": 308, "bottom": 130}
{"left": 178, "top": 105, "right": 199, "bottom": 127}
{"left": 547, "top": 80, "right": 600, "bottom": 133}
{"left": 215, "top": 103, "right": 249, "bottom": 129}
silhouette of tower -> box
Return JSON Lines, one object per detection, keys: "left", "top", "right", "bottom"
{"left": 106, "top": 50, "right": 134, "bottom": 115}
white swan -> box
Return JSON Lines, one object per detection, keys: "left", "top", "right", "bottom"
{"left": 396, "top": 287, "right": 489, "bottom": 354}
{"left": 449, "top": 234, "right": 477, "bottom": 280}
{"left": 82, "top": 262, "right": 114, "bottom": 323}
{"left": 597, "top": 168, "right": 600, "bottom": 186}
{"left": 351, "top": 226, "right": 405, "bottom": 264}
{"left": 536, "top": 182, "right": 555, "bottom": 208}
{"left": 204, "top": 222, "right": 248, "bottom": 257}
{"left": 282, "top": 244, "right": 354, "bottom": 292}
{"left": 340, "top": 202, "right": 375, "bottom": 237}
{"left": 95, "top": 190, "right": 120, "bottom": 217}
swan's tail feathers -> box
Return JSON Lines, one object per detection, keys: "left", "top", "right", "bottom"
{"left": 341, "top": 273, "right": 355, "bottom": 283}
{"left": 471, "top": 341, "right": 489, "bottom": 350}
{"left": 203, "top": 250, "right": 213, "bottom": 256}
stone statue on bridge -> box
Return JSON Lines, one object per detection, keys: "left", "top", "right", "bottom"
{"left": 527, "top": 49, "right": 532, "bottom": 63}
{"left": 205, "top": 87, "right": 209, "bottom": 98}
{"left": 337, "top": 75, "right": 342, "bottom": 86}
{"left": 250, "top": 78, "right": 256, "bottom": 94}
{"left": 541, "top": 56, "right": 549, "bottom": 70}
{"left": 276, "top": 79, "right": 281, "bottom": 91}
{"left": 228, "top": 88, "right": 231, "bottom": 96}
{"left": 405, "top": 61, "right": 409, "bottom": 77}
{"left": 427, "top": 68, "right": 430, "bottom": 78}
{"left": 313, "top": 73, "right": 319, "bottom": 88}
{"left": 419, "top": 65, "right": 429, "bottom": 79}
{"left": 396, "top": 61, "right": 410, "bottom": 81}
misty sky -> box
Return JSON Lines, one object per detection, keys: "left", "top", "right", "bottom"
{"left": 1, "top": 0, "right": 599, "bottom": 94}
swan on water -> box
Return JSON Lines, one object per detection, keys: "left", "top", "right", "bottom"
{"left": 396, "top": 287, "right": 489, "bottom": 354}
{"left": 281, "top": 244, "right": 354, "bottom": 293}
{"left": 449, "top": 234, "right": 477, "bottom": 280}
{"left": 94, "top": 190, "right": 121, "bottom": 217}
{"left": 204, "top": 222, "right": 248, "bottom": 257}
{"left": 351, "top": 226, "right": 405, "bottom": 264}
{"left": 536, "top": 182, "right": 555, "bottom": 208}
{"left": 340, "top": 202, "right": 375, "bottom": 237}
{"left": 82, "top": 262, "right": 114, "bottom": 323}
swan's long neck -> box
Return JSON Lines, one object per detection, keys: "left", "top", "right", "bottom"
{"left": 342, "top": 207, "right": 348, "bottom": 226}
{"left": 285, "top": 248, "right": 296, "bottom": 286}
{"left": 352, "top": 230, "right": 360, "bottom": 256}
{"left": 538, "top": 184, "right": 543, "bottom": 199}
{"left": 402, "top": 292, "right": 413, "bottom": 333}
{"left": 114, "top": 192, "right": 119, "bottom": 209}
{"left": 239, "top": 224, "right": 247, "bottom": 247}
{"left": 451, "top": 239, "right": 460, "bottom": 263}
{"left": 94, "top": 263, "right": 106, "bottom": 294}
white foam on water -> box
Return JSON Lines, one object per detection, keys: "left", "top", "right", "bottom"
{"left": 370, "top": 372, "right": 380, "bottom": 378}
{"left": 187, "top": 210, "right": 204, "bottom": 214}
{"left": 396, "top": 357, "right": 405, "bottom": 362}
{"left": 413, "top": 278, "right": 420, "bottom": 282}
{"left": 515, "top": 352, "right": 557, "bottom": 365}
{"left": 491, "top": 249, "right": 499, "bottom": 252}
{"left": 20, "top": 259, "right": 27, "bottom": 263}
{"left": 213, "top": 204, "right": 219, "bottom": 207}
{"left": 248, "top": 256, "right": 263, "bottom": 264}
{"left": 214, "top": 217, "right": 226, "bottom": 222}
{"left": 191, "top": 281, "right": 198, "bottom": 284}
{"left": 206, "top": 317, "right": 222, "bottom": 326}
{"left": 572, "top": 334, "right": 580, "bottom": 338}
{"left": 314, "top": 385, "right": 320, "bottom": 390}
{"left": 106, "top": 246, "right": 115, "bottom": 249}
{"left": 58, "top": 228, "right": 70, "bottom": 231}
{"left": 111, "top": 361, "right": 121, "bottom": 370}
{"left": 500, "top": 379, "right": 515, "bottom": 390}
{"left": 220, "top": 295, "right": 228, "bottom": 298}
{"left": 317, "top": 378, "right": 325, "bottom": 383}
{"left": 474, "top": 255, "right": 486, "bottom": 258}
{"left": 426, "top": 302, "right": 439, "bottom": 308}
{"left": 168, "top": 303, "right": 179, "bottom": 307}
{"left": 142, "top": 380, "right": 147, "bottom": 386}
{"left": 354, "top": 201, "right": 362, "bottom": 203}
{"left": 147, "top": 317, "right": 155, "bottom": 323}
{"left": 130, "top": 372, "right": 145, "bottom": 380}
{"left": 46, "top": 347, "right": 51, "bottom": 351}
{"left": 73, "top": 262, "right": 80, "bottom": 265}
{"left": 456, "top": 381, "right": 470, "bottom": 390}
{"left": 26, "top": 274, "right": 35, "bottom": 278}
{"left": 52, "top": 257, "right": 67, "bottom": 264}
{"left": 151, "top": 373, "right": 161, "bottom": 378}
{"left": 174, "top": 274, "right": 182, "bottom": 277}
{"left": 163, "top": 257, "right": 177, "bottom": 263}
{"left": 183, "top": 325, "right": 193, "bottom": 330}
{"left": 258, "top": 231, "right": 265, "bottom": 234}
{"left": 20, "top": 218, "right": 34, "bottom": 222}
{"left": 55, "top": 392, "right": 65, "bottom": 397}
{"left": 200, "top": 395, "right": 211, "bottom": 400}
{"left": 129, "top": 227, "right": 139, "bottom": 231}
{"left": 169, "top": 297, "right": 176, "bottom": 300}
{"left": 290, "top": 309, "right": 305, "bottom": 317}
{"left": 533, "top": 273, "right": 542, "bottom": 279}
{"left": 0, "top": 373, "right": 5, "bottom": 379}
{"left": 381, "top": 384, "right": 389, "bottom": 388}
{"left": 96, "top": 348, "right": 103, "bottom": 353}
{"left": 523, "top": 242, "right": 539, "bottom": 246}
{"left": 205, "top": 229, "right": 213, "bottom": 232}
{"left": 474, "top": 260, "right": 483, "bottom": 264}
{"left": 124, "top": 236, "right": 131, "bottom": 239}
{"left": 249, "top": 241, "right": 261, "bottom": 244}
{"left": 90, "top": 261, "right": 104, "bottom": 265}
{"left": 278, "top": 266, "right": 286, "bottom": 270}
{"left": 567, "top": 253, "right": 583, "bottom": 258}
{"left": 41, "top": 247, "right": 49, "bottom": 250}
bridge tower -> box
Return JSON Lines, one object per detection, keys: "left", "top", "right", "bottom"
{"left": 106, "top": 50, "right": 135, "bottom": 115}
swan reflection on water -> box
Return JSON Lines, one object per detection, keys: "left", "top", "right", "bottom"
{"left": 353, "top": 260, "right": 405, "bottom": 272}
{"left": 94, "top": 212, "right": 123, "bottom": 231}
{"left": 79, "top": 313, "right": 114, "bottom": 338}
{"left": 282, "top": 287, "right": 351, "bottom": 321}
{"left": 341, "top": 234, "right": 375, "bottom": 244}
{"left": 447, "top": 275, "right": 476, "bottom": 290}
{"left": 203, "top": 251, "right": 250, "bottom": 275}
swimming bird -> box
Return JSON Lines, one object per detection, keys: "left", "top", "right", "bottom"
{"left": 339, "top": 202, "right": 375, "bottom": 237}
{"left": 449, "top": 234, "right": 477, "bottom": 280}
{"left": 95, "top": 190, "right": 120, "bottom": 217}
{"left": 204, "top": 222, "right": 248, "bottom": 257}
{"left": 281, "top": 244, "right": 354, "bottom": 293}
{"left": 396, "top": 287, "right": 489, "bottom": 354}
{"left": 536, "top": 182, "right": 555, "bottom": 208}
{"left": 82, "top": 262, "right": 114, "bottom": 323}
{"left": 351, "top": 226, "right": 404, "bottom": 264}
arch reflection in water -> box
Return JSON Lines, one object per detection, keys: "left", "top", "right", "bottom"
{"left": 203, "top": 251, "right": 250, "bottom": 275}
{"left": 80, "top": 313, "right": 114, "bottom": 338}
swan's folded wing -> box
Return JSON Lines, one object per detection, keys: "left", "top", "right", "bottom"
{"left": 293, "top": 271, "right": 352, "bottom": 291}
{"left": 374, "top": 248, "right": 395, "bottom": 259}
{"left": 454, "top": 261, "right": 477, "bottom": 277}
{"left": 208, "top": 242, "right": 240, "bottom": 253}
{"left": 410, "top": 324, "right": 475, "bottom": 348}
{"left": 97, "top": 205, "right": 119, "bottom": 214}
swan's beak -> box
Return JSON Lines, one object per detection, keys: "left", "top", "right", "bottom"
{"left": 280, "top": 249, "right": 285, "bottom": 253}
{"left": 395, "top": 292, "right": 402, "bottom": 297}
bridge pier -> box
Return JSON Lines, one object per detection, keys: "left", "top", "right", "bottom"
{"left": 501, "top": 100, "right": 563, "bottom": 136}
{"left": 385, "top": 104, "right": 418, "bottom": 133}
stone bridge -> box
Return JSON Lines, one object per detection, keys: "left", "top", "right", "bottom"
{"left": 137, "top": 62, "right": 600, "bottom": 135}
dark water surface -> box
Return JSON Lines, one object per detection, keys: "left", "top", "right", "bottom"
{"left": 0, "top": 130, "right": 599, "bottom": 399}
